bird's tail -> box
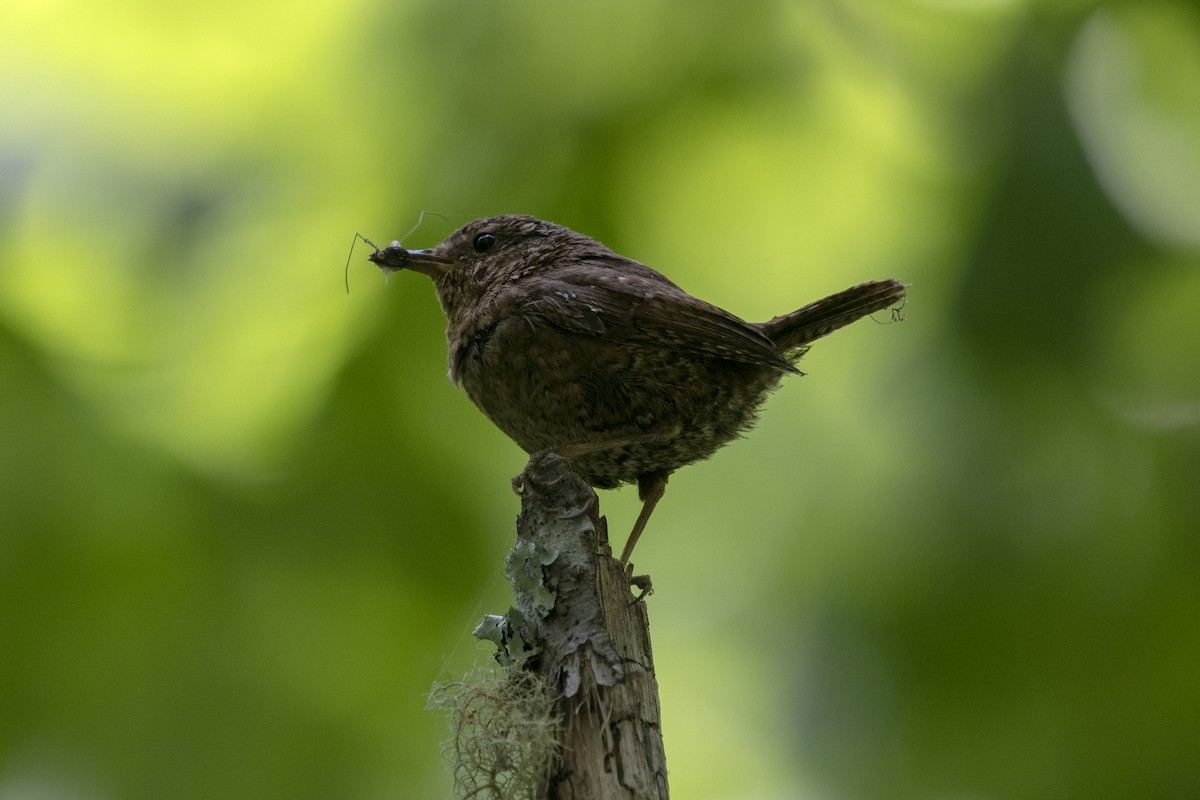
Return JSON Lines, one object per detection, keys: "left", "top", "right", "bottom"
{"left": 757, "top": 279, "right": 907, "bottom": 354}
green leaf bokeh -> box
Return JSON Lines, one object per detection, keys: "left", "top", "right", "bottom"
{"left": 2, "top": 1, "right": 1198, "bottom": 798}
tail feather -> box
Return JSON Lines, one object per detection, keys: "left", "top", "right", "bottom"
{"left": 758, "top": 279, "right": 907, "bottom": 353}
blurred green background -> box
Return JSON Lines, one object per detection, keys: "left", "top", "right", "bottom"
{"left": 2, "top": 0, "right": 1199, "bottom": 798}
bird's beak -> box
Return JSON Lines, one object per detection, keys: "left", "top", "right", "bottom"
{"left": 367, "top": 242, "right": 456, "bottom": 278}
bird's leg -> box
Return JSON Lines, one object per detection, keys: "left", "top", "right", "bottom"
{"left": 512, "top": 424, "right": 680, "bottom": 579}
{"left": 554, "top": 428, "right": 678, "bottom": 569}
{"left": 619, "top": 471, "right": 669, "bottom": 566}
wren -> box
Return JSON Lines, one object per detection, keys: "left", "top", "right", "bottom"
{"left": 369, "top": 215, "right": 905, "bottom": 565}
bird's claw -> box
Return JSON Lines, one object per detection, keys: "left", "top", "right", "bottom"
{"left": 625, "top": 561, "right": 654, "bottom": 601}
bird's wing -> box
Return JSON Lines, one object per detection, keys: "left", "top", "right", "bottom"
{"left": 519, "top": 258, "right": 796, "bottom": 372}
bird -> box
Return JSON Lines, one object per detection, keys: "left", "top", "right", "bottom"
{"left": 368, "top": 215, "right": 905, "bottom": 566}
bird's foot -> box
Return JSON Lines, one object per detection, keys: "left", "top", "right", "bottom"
{"left": 626, "top": 563, "right": 654, "bottom": 601}
{"left": 511, "top": 449, "right": 566, "bottom": 495}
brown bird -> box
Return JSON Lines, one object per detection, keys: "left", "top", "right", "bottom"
{"left": 369, "top": 215, "right": 905, "bottom": 565}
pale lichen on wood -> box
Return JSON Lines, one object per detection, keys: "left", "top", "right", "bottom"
{"left": 464, "top": 452, "right": 668, "bottom": 799}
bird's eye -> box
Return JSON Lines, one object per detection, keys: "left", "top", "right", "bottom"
{"left": 473, "top": 233, "right": 497, "bottom": 253}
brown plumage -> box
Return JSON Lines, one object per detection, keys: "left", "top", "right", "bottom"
{"left": 370, "top": 215, "right": 905, "bottom": 565}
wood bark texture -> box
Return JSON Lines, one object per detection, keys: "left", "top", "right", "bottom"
{"left": 511, "top": 453, "right": 668, "bottom": 800}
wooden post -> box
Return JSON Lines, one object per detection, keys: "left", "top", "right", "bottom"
{"left": 501, "top": 452, "right": 669, "bottom": 799}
